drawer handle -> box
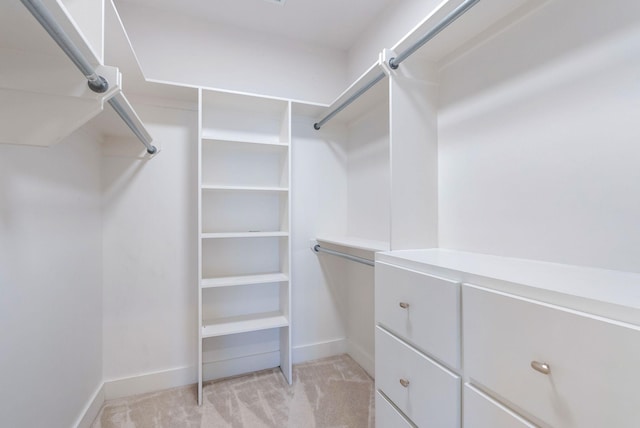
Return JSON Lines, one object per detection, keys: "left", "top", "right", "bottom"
{"left": 399, "top": 302, "right": 410, "bottom": 309}
{"left": 531, "top": 361, "right": 551, "bottom": 375}
{"left": 399, "top": 378, "right": 410, "bottom": 388}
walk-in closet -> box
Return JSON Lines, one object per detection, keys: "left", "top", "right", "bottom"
{"left": 2, "top": 0, "right": 640, "bottom": 427}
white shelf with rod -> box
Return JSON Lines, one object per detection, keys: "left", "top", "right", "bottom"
{"left": 197, "top": 88, "right": 292, "bottom": 405}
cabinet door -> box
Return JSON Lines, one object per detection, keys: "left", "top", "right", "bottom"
{"left": 376, "top": 326, "right": 460, "bottom": 427}
{"left": 464, "top": 284, "right": 640, "bottom": 428}
{"left": 376, "top": 390, "right": 415, "bottom": 428}
{"left": 375, "top": 262, "right": 460, "bottom": 368}
{"left": 464, "top": 384, "right": 535, "bottom": 428}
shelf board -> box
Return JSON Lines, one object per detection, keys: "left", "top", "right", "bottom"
{"left": 201, "top": 135, "right": 288, "bottom": 147}
{"left": 202, "top": 312, "right": 289, "bottom": 338}
{"left": 200, "top": 185, "right": 289, "bottom": 193}
{"left": 201, "top": 231, "right": 289, "bottom": 239}
{"left": 316, "top": 235, "right": 390, "bottom": 252}
{"left": 201, "top": 273, "right": 289, "bottom": 288}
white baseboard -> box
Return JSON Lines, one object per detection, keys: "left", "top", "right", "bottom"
{"left": 104, "top": 366, "right": 196, "bottom": 400}
{"left": 347, "top": 340, "right": 375, "bottom": 378}
{"left": 97, "top": 338, "right": 358, "bottom": 404}
{"left": 75, "top": 383, "right": 105, "bottom": 428}
{"left": 203, "top": 351, "right": 280, "bottom": 381}
{"left": 292, "top": 338, "right": 347, "bottom": 364}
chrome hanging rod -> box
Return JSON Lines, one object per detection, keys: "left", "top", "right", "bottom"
{"left": 20, "top": 0, "right": 109, "bottom": 93}
{"left": 388, "top": 0, "right": 481, "bottom": 69}
{"left": 313, "top": 0, "right": 480, "bottom": 130}
{"left": 107, "top": 97, "right": 157, "bottom": 154}
{"left": 313, "top": 71, "right": 386, "bottom": 130}
{"left": 20, "top": 0, "right": 158, "bottom": 155}
{"left": 313, "top": 243, "right": 375, "bottom": 267}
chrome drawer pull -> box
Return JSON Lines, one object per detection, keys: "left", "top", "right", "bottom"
{"left": 399, "top": 378, "right": 410, "bottom": 388}
{"left": 399, "top": 302, "right": 410, "bottom": 309}
{"left": 531, "top": 361, "right": 550, "bottom": 375}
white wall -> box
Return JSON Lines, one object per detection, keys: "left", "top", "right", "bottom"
{"left": 0, "top": 130, "right": 103, "bottom": 427}
{"left": 290, "top": 112, "right": 350, "bottom": 359}
{"left": 116, "top": 3, "right": 348, "bottom": 104}
{"left": 102, "top": 102, "right": 198, "bottom": 386}
{"left": 438, "top": 0, "right": 640, "bottom": 273}
{"left": 347, "top": 103, "right": 391, "bottom": 242}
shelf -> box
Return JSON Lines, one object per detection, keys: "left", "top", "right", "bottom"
{"left": 202, "top": 135, "right": 289, "bottom": 147}
{"left": 201, "top": 273, "right": 289, "bottom": 289}
{"left": 201, "top": 312, "right": 289, "bottom": 338}
{"left": 201, "top": 232, "right": 289, "bottom": 239}
{"left": 316, "top": 236, "right": 390, "bottom": 252}
{"left": 201, "top": 185, "right": 289, "bottom": 193}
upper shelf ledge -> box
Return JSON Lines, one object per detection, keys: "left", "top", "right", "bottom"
{"left": 0, "top": 0, "right": 156, "bottom": 152}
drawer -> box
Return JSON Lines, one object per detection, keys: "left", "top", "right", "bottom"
{"left": 375, "top": 261, "right": 460, "bottom": 368}
{"left": 376, "top": 390, "right": 414, "bottom": 428}
{"left": 463, "top": 284, "right": 640, "bottom": 428}
{"left": 463, "top": 383, "right": 535, "bottom": 428}
{"left": 376, "top": 326, "right": 460, "bottom": 427}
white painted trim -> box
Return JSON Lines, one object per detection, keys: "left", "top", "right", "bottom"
{"left": 75, "top": 383, "right": 105, "bottom": 428}
{"left": 292, "top": 338, "right": 348, "bottom": 364}
{"left": 347, "top": 339, "right": 375, "bottom": 378}
{"left": 97, "top": 339, "right": 354, "bottom": 403}
{"left": 104, "top": 366, "right": 196, "bottom": 400}
{"left": 203, "top": 351, "right": 281, "bottom": 382}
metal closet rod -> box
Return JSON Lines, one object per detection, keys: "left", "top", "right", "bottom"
{"left": 20, "top": 0, "right": 158, "bottom": 155}
{"left": 313, "top": 0, "right": 480, "bottom": 130}
{"left": 313, "top": 243, "right": 375, "bottom": 267}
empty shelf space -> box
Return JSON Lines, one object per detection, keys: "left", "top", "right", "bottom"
{"left": 201, "top": 312, "right": 289, "bottom": 338}
{"left": 201, "top": 231, "right": 289, "bottom": 239}
{"left": 201, "top": 135, "right": 288, "bottom": 147}
{"left": 201, "top": 185, "right": 289, "bottom": 193}
{"left": 201, "top": 273, "right": 289, "bottom": 288}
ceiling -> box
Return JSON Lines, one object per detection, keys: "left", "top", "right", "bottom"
{"left": 115, "top": 0, "right": 398, "bottom": 50}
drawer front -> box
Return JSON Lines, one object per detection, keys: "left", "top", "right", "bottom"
{"left": 463, "top": 383, "right": 535, "bottom": 428}
{"left": 463, "top": 284, "right": 640, "bottom": 428}
{"left": 376, "top": 326, "right": 460, "bottom": 427}
{"left": 376, "top": 390, "right": 414, "bottom": 428}
{"left": 375, "top": 261, "right": 460, "bottom": 368}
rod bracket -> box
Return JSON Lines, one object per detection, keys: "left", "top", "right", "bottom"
{"left": 87, "top": 76, "right": 109, "bottom": 93}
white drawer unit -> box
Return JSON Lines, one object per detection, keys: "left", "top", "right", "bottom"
{"left": 463, "top": 383, "right": 535, "bottom": 428}
{"left": 375, "top": 249, "right": 640, "bottom": 428}
{"left": 376, "top": 390, "right": 415, "bottom": 428}
{"left": 463, "top": 283, "right": 640, "bottom": 428}
{"left": 375, "top": 326, "right": 461, "bottom": 427}
{"left": 375, "top": 261, "right": 461, "bottom": 369}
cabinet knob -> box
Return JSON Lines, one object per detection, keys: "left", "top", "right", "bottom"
{"left": 399, "top": 378, "right": 410, "bottom": 388}
{"left": 531, "top": 361, "right": 550, "bottom": 375}
{"left": 399, "top": 302, "right": 410, "bottom": 309}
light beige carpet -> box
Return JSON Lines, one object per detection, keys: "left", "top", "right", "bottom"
{"left": 93, "top": 354, "right": 375, "bottom": 427}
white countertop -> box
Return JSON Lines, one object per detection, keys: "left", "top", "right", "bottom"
{"left": 376, "top": 249, "right": 640, "bottom": 326}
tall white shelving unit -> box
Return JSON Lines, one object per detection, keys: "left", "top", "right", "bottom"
{"left": 197, "top": 89, "right": 292, "bottom": 404}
